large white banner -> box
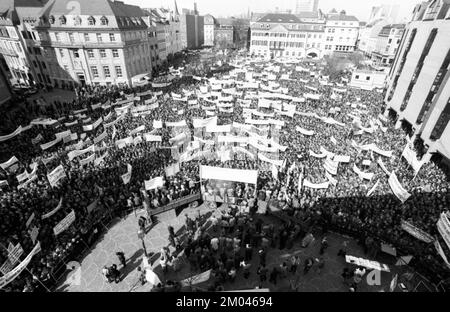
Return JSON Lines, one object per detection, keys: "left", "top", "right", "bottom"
{"left": 166, "top": 120, "right": 187, "bottom": 127}
{"left": 53, "top": 210, "right": 76, "bottom": 236}
{"left": 193, "top": 117, "right": 217, "bottom": 129}
{"left": 145, "top": 177, "right": 164, "bottom": 190}
{"left": 143, "top": 134, "right": 162, "bottom": 142}
{"left": 47, "top": 165, "right": 66, "bottom": 187}
{"left": 258, "top": 153, "right": 283, "bottom": 167}
{"left": 200, "top": 166, "right": 258, "bottom": 185}
{"left": 401, "top": 144, "right": 424, "bottom": 174}
{"left": 388, "top": 172, "right": 411, "bottom": 203}
{"left": 40, "top": 137, "right": 62, "bottom": 150}
{"left": 67, "top": 144, "right": 95, "bottom": 161}
{"left": 296, "top": 126, "right": 314, "bottom": 136}
{"left": 401, "top": 220, "right": 434, "bottom": 243}
{"left": 303, "top": 179, "right": 329, "bottom": 189}
{"left": 437, "top": 212, "right": 450, "bottom": 250}
{"left": 0, "top": 156, "right": 19, "bottom": 170}
{"left": 0, "top": 126, "right": 23, "bottom": 142}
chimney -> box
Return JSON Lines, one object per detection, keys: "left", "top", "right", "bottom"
{"left": 194, "top": 2, "right": 198, "bottom": 15}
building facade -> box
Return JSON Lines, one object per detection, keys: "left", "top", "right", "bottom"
{"left": 35, "top": 0, "right": 152, "bottom": 88}
{"left": 203, "top": 14, "right": 216, "bottom": 46}
{"left": 384, "top": 0, "right": 450, "bottom": 162}
{"left": 371, "top": 24, "right": 405, "bottom": 66}
{"left": 295, "top": 0, "right": 319, "bottom": 13}
{"left": 0, "top": 54, "right": 12, "bottom": 105}
{"left": 0, "top": 0, "right": 50, "bottom": 87}
{"left": 180, "top": 9, "right": 204, "bottom": 49}
{"left": 249, "top": 13, "right": 326, "bottom": 59}
{"left": 323, "top": 11, "right": 359, "bottom": 54}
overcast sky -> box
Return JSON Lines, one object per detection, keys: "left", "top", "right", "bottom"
{"left": 125, "top": 0, "right": 420, "bottom": 22}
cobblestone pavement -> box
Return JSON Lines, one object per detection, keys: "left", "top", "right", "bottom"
{"left": 57, "top": 204, "right": 399, "bottom": 292}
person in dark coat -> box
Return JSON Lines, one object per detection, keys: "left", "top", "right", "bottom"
{"left": 269, "top": 267, "right": 279, "bottom": 285}
{"left": 116, "top": 251, "right": 126, "bottom": 268}
{"left": 244, "top": 244, "right": 253, "bottom": 261}
{"left": 258, "top": 248, "right": 266, "bottom": 267}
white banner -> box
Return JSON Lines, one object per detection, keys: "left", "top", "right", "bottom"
{"left": 388, "top": 172, "right": 411, "bottom": 203}
{"left": 258, "top": 153, "right": 283, "bottom": 167}
{"left": 153, "top": 120, "right": 163, "bottom": 129}
{"left": 334, "top": 155, "right": 350, "bottom": 163}
{"left": 324, "top": 157, "right": 339, "bottom": 175}
{"left": 42, "top": 198, "right": 63, "bottom": 219}
{"left": 165, "top": 162, "right": 180, "bottom": 177}
{"left": 353, "top": 164, "right": 374, "bottom": 181}
{"left": 80, "top": 153, "right": 95, "bottom": 167}
{"left": 40, "top": 137, "right": 62, "bottom": 150}
{"left": 121, "top": 164, "right": 132, "bottom": 185}
{"left": 0, "top": 126, "right": 23, "bottom": 142}
{"left": 53, "top": 210, "right": 76, "bottom": 236}
{"left": 0, "top": 156, "right": 19, "bottom": 170}
{"left": 401, "top": 144, "right": 424, "bottom": 174}
{"left": 309, "top": 150, "right": 327, "bottom": 159}
{"left": 200, "top": 166, "right": 258, "bottom": 184}
{"left": 401, "top": 220, "right": 434, "bottom": 243}
{"left": 166, "top": 120, "right": 187, "bottom": 127}
{"left": 145, "top": 177, "right": 164, "bottom": 190}
{"left": 47, "top": 165, "right": 66, "bottom": 187}
{"left": 303, "top": 179, "right": 329, "bottom": 189}
{"left": 367, "top": 179, "right": 380, "bottom": 196}
{"left": 437, "top": 212, "right": 450, "bottom": 250}
{"left": 143, "top": 134, "right": 162, "bottom": 142}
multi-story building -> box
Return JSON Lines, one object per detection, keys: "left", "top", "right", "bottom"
{"left": 358, "top": 4, "right": 401, "bottom": 57}
{"left": 323, "top": 10, "right": 359, "bottom": 54}
{"left": 384, "top": 0, "right": 450, "bottom": 163}
{"left": 294, "top": 0, "right": 319, "bottom": 13}
{"left": 249, "top": 12, "right": 326, "bottom": 59}
{"left": 35, "top": 0, "right": 152, "bottom": 88}
{"left": 371, "top": 24, "right": 405, "bottom": 66}
{"left": 0, "top": 54, "right": 12, "bottom": 105}
{"left": 180, "top": 7, "right": 204, "bottom": 49}
{"left": 215, "top": 18, "right": 235, "bottom": 49}
{"left": 203, "top": 14, "right": 216, "bottom": 47}
{"left": 232, "top": 18, "right": 251, "bottom": 49}
{"left": 368, "top": 4, "right": 400, "bottom": 24}
{"left": 0, "top": 0, "right": 50, "bottom": 87}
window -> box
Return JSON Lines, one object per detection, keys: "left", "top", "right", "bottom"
{"left": 430, "top": 97, "right": 450, "bottom": 140}
{"left": 355, "top": 75, "right": 359, "bottom": 79}
{"left": 73, "top": 50, "right": 80, "bottom": 58}
{"left": 100, "top": 16, "right": 108, "bottom": 25}
{"left": 388, "top": 38, "right": 392, "bottom": 44}
{"left": 115, "top": 66, "right": 122, "bottom": 77}
{"left": 91, "top": 66, "right": 99, "bottom": 78}
{"left": 112, "top": 49, "right": 119, "bottom": 57}
{"left": 87, "top": 49, "right": 94, "bottom": 58}
{"left": 109, "top": 33, "right": 115, "bottom": 42}
{"left": 55, "top": 32, "right": 60, "bottom": 42}
{"left": 103, "top": 65, "right": 110, "bottom": 78}
{"left": 33, "top": 61, "right": 38, "bottom": 68}
{"left": 417, "top": 48, "right": 450, "bottom": 124}
{"left": 69, "top": 33, "right": 75, "bottom": 43}
{"left": 59, "top": 15, "right": 66, "bottom": 25}
{"left": 59, "top": 48, "right": 64, "bottom": 57}
{"left": 49, "top": 15, "right": 55, "bottom": 24}
{"left": 366, "top": 76, "right": 370, "bottom": 80}
{"left": 63, "top": 65, "right": 69, "bottom": 72}
{"left": 84, "top": 33, "right": 90, "bottom": 42}
{"left": 88, "top": 16, "right": 95, "bottom": 26}
{"left": 100, "top": 49, "right": 106, "bottom": 58}
{"left": 400, "top": 28, "right": 438, "bottom": 111}
{"left": 74, "top": 16, "right": 82, "bottom": 26}
{"left": 388, "top": 28, "right": 417, "bottom": 101}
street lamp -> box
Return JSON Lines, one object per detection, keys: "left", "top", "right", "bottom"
{"left": 137, "top": 229, "right": 148, "bottom": 257}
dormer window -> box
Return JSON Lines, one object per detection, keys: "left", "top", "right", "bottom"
{"left": 49, "top": 15, "right": 55, "bottom": 24}
{"left": 59, "top": 15, "right": 66, "bottom": 25}
{"left": 74, "top": 16, "right": 82, "bottom": 26}
{"left": 424, "top": 0, "right": 442, "bottom": 20}
{"left": 88, "top": 16, "right": 96, "bottom": 25}
{"left": 100, "top": 16, "right": 108, "bottom": 25}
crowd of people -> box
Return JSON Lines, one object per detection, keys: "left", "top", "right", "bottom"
{"left": 0, "top": 48, "right": 449, "bottom": 292}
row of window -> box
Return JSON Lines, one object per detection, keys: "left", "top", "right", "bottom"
{"left": 48, "top": 15, "right": 109, "bottom": 26}
{"left": 251, "top": 41, "right": 323, "bottom": 49}
{"left": 257, "top": 24, "right": 323, "bottom": 31}
{"left": 90, "top": 65, "right": 123, "bottom": 78}
{"left": 252, "top": 32, "right": 323, "bottom": 39}
{"left": 326, "top": 28, "right": 356, "bottom": 33}
{"left": 55, "top": 32, "right": 116, "bottom": 43}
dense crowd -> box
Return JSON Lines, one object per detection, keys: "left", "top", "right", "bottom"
{"left": 0, "top": 48, "right": 449, "bottom": 292}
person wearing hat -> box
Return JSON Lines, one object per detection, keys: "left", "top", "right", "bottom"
{"left": 244, "top": 243, "right": 253, "bottom": 261}
{"left": 258, "top": 248, "right": 267, "bottom": 267}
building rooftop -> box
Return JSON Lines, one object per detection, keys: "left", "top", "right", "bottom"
{"left": 327, "top": 14, "right": 359, "bottom": 22}
{"left": 39, "top": 0, "right": 144, "bottom": 17}
{"left": 256, "top": 13, "right": 301, "bottom": 24}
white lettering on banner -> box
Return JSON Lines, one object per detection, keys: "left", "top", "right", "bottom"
{"left": 144, "top": 177, "right": 164, "bottom": 190}
{"left": 388, "top": 172, "right": 411, "bottom": 203}
{"left": 200, "top": 166, "right": 258, "bottom": 185}
{"left": 47, "top": 165, "right": 66, "bottom": 187}
{"left": 437, "top": 212, "right": 450, "bottom": 250}
{"left": 166, "top": 120, "right": 187, "bottom": 127}
{"left": 53, "top": 210, "right": 76, "bottom": 236}
{"left": 401, "top": 220, "right": 434, "bottom": 243}
{"left": 353, "top": 164, "right": 374, "bottom": 181}
{"left": 0, "top": 242, "right": 41, "bottom": 289}
{"left": 303, "top": 179, "right": 329, "bottom": 189}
